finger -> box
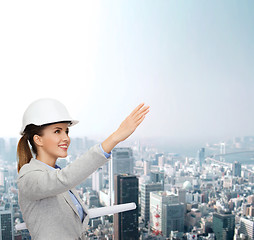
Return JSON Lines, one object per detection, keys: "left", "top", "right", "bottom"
{"left": 135, "top": 109, "right": 149, "bottom": 123}
{"left": 130, "top": 103, "right": 145, "bottom": 117}
{"left": 136, "top": 115, "right": 146, "bottom": 127}
{"left": 134, "top": 107, "right": 150, "bottom": 121}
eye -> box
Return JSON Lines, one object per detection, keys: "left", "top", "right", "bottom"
{"left": 66, "top": 129, "right": 69, "bottom": 135}
{"left": 55, "top": 130, "right": 61, "bottom": 134}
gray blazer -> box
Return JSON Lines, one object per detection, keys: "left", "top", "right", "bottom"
{"left": 17, "top": 143, "right": 110, "bottom": 240}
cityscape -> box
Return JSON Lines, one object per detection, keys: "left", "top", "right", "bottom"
{"left": 1, "top": 135, "right": 254, "bottom": 239}
{"left": 1, "top": 0, "right": 254, "bottom": 239}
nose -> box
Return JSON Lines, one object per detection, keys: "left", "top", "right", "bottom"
{"left": 62, "top": 132, "right": 70, "bottom": 143}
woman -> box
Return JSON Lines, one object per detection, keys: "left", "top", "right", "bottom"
{"left": 17, "top": 98, "right": 150, "bottom": 240}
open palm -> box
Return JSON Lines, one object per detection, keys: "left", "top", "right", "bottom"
{"left": 115, "top": 103, "right": 150, "bottom": 142}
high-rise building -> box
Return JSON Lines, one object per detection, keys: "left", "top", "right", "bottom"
{"left": 140, "top": 182, "right": 163, "bottom": 225}
{"left": 7, "top": 138, "right": 17, "bottom": 163}
{"left": 92, "top": 168, "right": 103, "bottom": 193}
{"left": 212, "top": 212, "right": 235, "bottom": 240}
{"left": 109, "top": 148, "right": 133, "bottom": 205}
{"left": 0, "top": 138, "right": 5, "bottom": 160}
{"left": 162, "top": 203, "right": 185, "bottom": 237}
{"left": 0, "top": 210, "right": 14, "bottom": 240}
{"left": 113, "top": 174, "right": 139, "bottom": 240}
{"left": 239, "top": 217, "right": 254, "bottom": 239}
{"left": 150, "top": 170, "right": 164, "bottom": 186}
{"left": 232, "top": 161, "right": 241, "bottom": 177}
{"left": 197, "top": 148, "right": 205, "bottom": 167}
{"left": 247, "top": 195, "right": 254, "bottom": 204}
{"left": 172, "top": 187, "right": 187, "bottom": 204}
{"left": 144, "top": 160, "right": 150, "bottom": 176}
{"left": 150, "top": 191, "right": 185, "bottom": 237}
{"left": 158, "top": 155, "right": 165, "bottom": 169}
{"left": 0, "top": 168, "right": 8, "bottom": 192}
{"left": 220, "top": 142, "right": 226, "bottom": 162}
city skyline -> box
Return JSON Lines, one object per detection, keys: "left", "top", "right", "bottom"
{"left": 2, "top": 127, "right": 254, "bottom": 239}
{"left": 2, "top": 2, "right": 254, "bottom": 239}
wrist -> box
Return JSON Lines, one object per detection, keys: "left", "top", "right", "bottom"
{"left": 101, "top": 132, "right": 120, "bottom": 154}
{"left": 111, "top": 131, "right": 121, "bottom": 145}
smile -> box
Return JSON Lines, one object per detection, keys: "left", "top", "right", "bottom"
{"left": 59, "top": 144, "right": 68, "bottom": 149}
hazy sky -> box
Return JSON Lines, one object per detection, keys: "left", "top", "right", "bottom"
{"left": 0, "top": 1, "right": 254, "bottom": 145}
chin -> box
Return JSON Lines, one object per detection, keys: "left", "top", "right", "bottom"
{"left": 58, "top": 153, "right": 68, "bottom": 158}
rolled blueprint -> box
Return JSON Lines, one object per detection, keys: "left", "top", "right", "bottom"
{"left": 88, "top": 202, "right": 136, "bottom": 219}
{"left": 15, "top": 222, "right": 27, "bottom": 231}
{"left": 15, "top": 202, "right": 137, "bottom": 230}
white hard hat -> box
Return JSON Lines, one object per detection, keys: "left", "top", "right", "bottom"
{"left": 20, "top": 98, "right": 79, "bottom": 135}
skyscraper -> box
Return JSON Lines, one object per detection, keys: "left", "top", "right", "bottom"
{"left": 0, "top": 168, "right": 8, "bottom": 192}
{"left": 109, "top": 148, "right": 133, "bottom": 205}
{"left": 197, "top": 148, "right": 205, "bottom": 167}
{"left": 213, "top": 212, "right": 235, "bottom": 240}
{"left": 113, "top": 174, "right": 139, "bottom": 240}
{"left": 162, "top": 203, "right": 185, "bottom": 237}
{"left": 141, "top": 182, "right": 163, "bottom": 225}
{"left": 92, "top": 168, "right": 103, "bottom": 193}
{"left": 0, "top": 210, "right": 14, "bottom": 240}
{"left": 232, "top": 161, "right": 241, "bottom": 177}
{"left": 220, "top": 142, "right": 226, "bottom": 162}
{"left": 150, "top": 170, "right": 164, "bottom": 186}
{"left": 239, "top": 217, "right": 254, "bottom": 239}
{"left": 150, "top": 191, "right": 185, "bottom": 237}
{"left": 144, "top": 160, "right": 150, "bottom": 176}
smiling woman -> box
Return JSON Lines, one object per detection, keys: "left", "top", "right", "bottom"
{"left": 16, "top": 98, "right": 149, "bottom": 240}
{"left": 20, "top": 122, "right": 71, "bottom": 168}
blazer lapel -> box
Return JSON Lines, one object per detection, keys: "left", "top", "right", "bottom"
{"left": 70, "top": 188, "right": 89, "bottom": 214}
{"left": 70, "top": 188, "right": 90, "bottom": 228}
{"left": 62, "top": 191, "right": 81, "bottom": 219}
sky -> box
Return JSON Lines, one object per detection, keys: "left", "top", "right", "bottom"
{"left": 0, "top": 0, "right": 254, "bottom": 146}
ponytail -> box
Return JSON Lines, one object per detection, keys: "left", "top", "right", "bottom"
{"left": 17, "top": 124, "right": 47, "bottom": 173}
{"left": 17, "top": 134, "right": 33, "bottom": 173}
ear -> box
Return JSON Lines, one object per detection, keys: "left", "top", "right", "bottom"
{"left": 33, "top": 135, "right": 43, "bottom": 147}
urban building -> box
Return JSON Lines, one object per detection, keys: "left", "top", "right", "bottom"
{"left": 113, "top": 174, "right": 139, "bottom": 240}
{"left": 150, "top": 170, "right": 164, "bottom": 186}
{"left": 150, "top": 191, "right": 184, "bottom": 237}
{"left": 140, "top": 182, "right": 163, "bottom": 225}
{"left": 0, "top": 168, "right": 8, "bottom": 193}
{"left": 109, "top": 148, "right": 133, "bottom": 205}
{"left": 239, "top": 217, "right": 254, "bottom": 240}
{"left": 212, "top": 212, "right": 235, "bottom": 240}
{"left": 144, "top": 160, "right": 150, "bottom": 176}
{"left": 92, "top": 168, "right": 103, "bottom": 193}
{"left": 197, "top": 148, "right": 205, "bottom": 167}
{"left": 233, "top": 161, "right": 241, "bottom": 177}
{"left": 0, "top": 210, "right": 14, "bottom": 240}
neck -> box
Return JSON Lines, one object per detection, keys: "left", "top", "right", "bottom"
{"left": 36, "top": 152, "right": 57, "bottom": 168}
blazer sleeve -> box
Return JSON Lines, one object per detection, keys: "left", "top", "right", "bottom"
{"left": 17, "top": 143, "right": 110, "bottom": 201}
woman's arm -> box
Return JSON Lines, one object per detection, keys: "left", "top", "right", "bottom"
{"left": 101, "top": 103, "right": 150, "bottom": 153}
{"left": 18, "top": 103, "right": 150, "bottom": 201}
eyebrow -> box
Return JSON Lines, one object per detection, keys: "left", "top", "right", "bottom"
{"left": 53, "top": 127, "right": 69, "bottom": 130}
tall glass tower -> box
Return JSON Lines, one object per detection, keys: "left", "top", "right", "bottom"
{"left": 113, "top": 174, "right": 139, "bottom": 240}
{"left": 109, "top": 148, "right": 133, "bottom": 205}
{"left": 213, "top": 211, "right": 235, "bottom": 240}
{"left": 197, "top": 148, "right": 205, "bottom": 167}
{"left": 0, "top": 210, "right": 14, "bottom": 240}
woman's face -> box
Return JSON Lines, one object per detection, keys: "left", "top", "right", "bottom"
{"left": 35, "top": 122, "right": 71, "bottom": 161}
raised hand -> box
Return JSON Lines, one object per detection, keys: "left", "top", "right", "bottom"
{"left": 114, "top": 103, "right": 150, "bottom": 142}
{"left": 101, "top": 103, "right": 150, "bottom": 154}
